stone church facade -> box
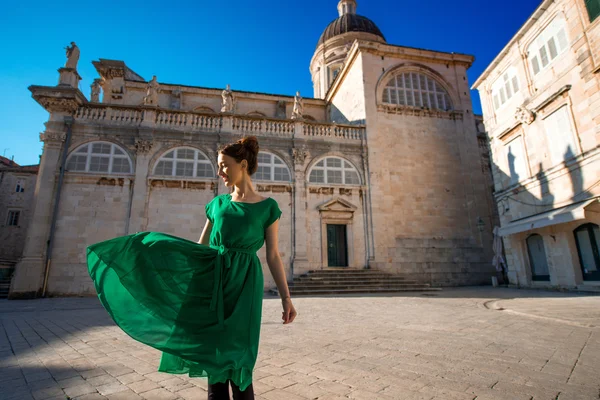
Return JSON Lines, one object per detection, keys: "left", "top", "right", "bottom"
{"left": 8, "top": 0, "right": 497, "bottom": 298}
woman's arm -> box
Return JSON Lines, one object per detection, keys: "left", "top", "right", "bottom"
{"left": 265, "top": 219, "right": 297, "bottom": 324}
{"left": 198, "top": 219, "right": 212, "bottom": 245}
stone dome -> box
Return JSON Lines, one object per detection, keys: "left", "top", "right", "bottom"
{"left": 318, "top": 13, "right": 386, "bottom": 45}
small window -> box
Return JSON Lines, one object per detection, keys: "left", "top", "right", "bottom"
{"left": 328, "top": 65, "right": 343, "bottom": 86}
{"left": 527, "top": 18, "right": 569, "bottom": 76}
{"left": 585, "top": 0, "right": 600, "bottom": 22}
{"left": 309, "top": 157, "right": 361, "bottom": 185}
{"left": 491, "top": 67, "right": 520, "bottom": 111}
{"left": 15, "top": 180, "right": 25, "bottom": 193}
{"left": 6, "top": 210, "right": 20, "bottom": 226}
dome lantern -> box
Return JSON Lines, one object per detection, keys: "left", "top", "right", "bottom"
{"left": 337, "top": 0, "right": 357, "bottom": 17}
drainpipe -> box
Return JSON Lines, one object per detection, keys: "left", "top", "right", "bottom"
{"left": 42, "top": 116, "right": 73, "bottom": 297}
{"left": 290, "top": 182, "right": 295, "bottom": 281}
{"left": 363, "top": 129, "right": 375, "bottom": 269}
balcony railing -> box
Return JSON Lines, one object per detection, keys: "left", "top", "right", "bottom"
{"left": 74, "top": 104, "right": 364, "bottom": 142}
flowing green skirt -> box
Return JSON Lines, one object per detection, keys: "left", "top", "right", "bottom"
{"left": 87, "top": 232, "right": 263, "bottom": 391}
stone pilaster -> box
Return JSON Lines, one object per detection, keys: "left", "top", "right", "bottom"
{"left": 9, "top": 129, "right": 66, "bottom": 298}
{"left": 127, "top": 139, "right": 154, "bottom": 233}
{"left": 290, "top": 147, "right": 311, "bottom": 277}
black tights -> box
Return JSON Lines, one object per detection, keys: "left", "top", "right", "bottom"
{"left": 207, "top": 380, "right": 254, "bottom": 400}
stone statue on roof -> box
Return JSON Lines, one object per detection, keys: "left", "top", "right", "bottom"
{"left": 65, "top": 42, "right": 80, "bottom": 69}
{"left": 221, "top": 84, "right": 235, "bottom": 113}
{"left": 291, "top": 91, "right": 304, "bottom": 120}
{"left": 143, "top": 76, "right": 160, "bottom": 106}
{"left": 91, "top": 79, "right": 103, "bottom": 102}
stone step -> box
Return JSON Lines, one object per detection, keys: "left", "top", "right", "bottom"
{"left": 270, "top": 267, "right": 441, "bottom": 297}
{"left": 295, "top": 277, "right": 416, "bottom": 284}
{"left": 289, "top": 283, "right": 431, "bottom": 290}
{"left": 271, "top": 287, "right": 441, "bottom": 296}
{"left": 299, "top": 273, "right": 402, "bottom": 279}
{"left": 306, "top": 269, "right": 384, "bottom": 273}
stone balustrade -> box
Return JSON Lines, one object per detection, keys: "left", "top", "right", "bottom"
{"left": 75, "top": 106, "right": 144, "bottom": 125}
{"left": 74, "top": 105, "right": 364, "bottom": 141}
{"left": 232, "top": 116, "right": 295, "bottom": 138}
{"left": 303, "top": 122, "right": 363, "bottom": 140}
{"left": 156, "top": 111, "right": 222, "bottom": 131}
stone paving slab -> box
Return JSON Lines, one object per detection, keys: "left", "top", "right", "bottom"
{"left": 0, "top": 288, "right": 599, "bottom": 400}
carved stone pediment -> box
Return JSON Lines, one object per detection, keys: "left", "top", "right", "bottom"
{"left": 318, "top": 197, "right": 358, "bottom": 213}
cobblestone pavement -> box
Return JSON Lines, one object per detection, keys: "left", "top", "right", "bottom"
{"left": 1, "top": 288, "right": 599, "bottom": 400}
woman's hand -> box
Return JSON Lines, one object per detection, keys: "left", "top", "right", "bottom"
{"left": 281, "top": 297, "right": 297, "bottom": 324}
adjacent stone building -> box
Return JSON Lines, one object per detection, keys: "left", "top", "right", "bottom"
{"left": 8, "top": 0, "right": 497, "bottom": 298}
{"left": 0, "top": 156, "right": 38, "bottom": 294}
{"left": 473, "top": 0, "right": 600, "bottom": 289}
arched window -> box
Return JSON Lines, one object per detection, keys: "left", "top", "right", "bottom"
{"left": 66, "top": 142, "right": 132, "bottom": 174}
{"left": 254, "top": 152, "right": 291, "bottom": 182}
{"left": 308, "top": 157, "right": 360, "bottom": 185}
{"left": 153, "top": 147, "right": 215, "bottom": 178}
{"left": 574, "top": 223, "right": 600, "bottom": 281}
{"left": 194, "top": 106, "right": 216, "bottom": 114}
{"left": 492, "top": 67, "right": 520, "bottom": 110}
{"left": 527, "top": 17, "right": 569, "bottom": 76}
{"left": 382, "top": 72, "right": 453, "bottom": 111}
{"left": 247, "top": 111, "right": 266, "bottom": 118}
{"left": 526, "top": 234, "right": 550, "bottom": 281}
{"left": 328, "top": 64, "right": 342, "bottom": 86}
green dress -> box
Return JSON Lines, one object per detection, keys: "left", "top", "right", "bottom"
{"left": 87, "top": 193, "right": 282, "bottom": 391}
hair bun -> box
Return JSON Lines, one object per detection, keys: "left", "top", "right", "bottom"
{"left": 239, "top": 136, "right": 259, "bottom": 154}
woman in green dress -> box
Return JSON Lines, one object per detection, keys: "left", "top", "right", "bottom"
{"left": 87, "top": 136, "right": 297, "bottom": 400}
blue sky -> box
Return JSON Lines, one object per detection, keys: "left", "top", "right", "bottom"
{"left": 0, "top": 0, "right": 542, "bottom": 166}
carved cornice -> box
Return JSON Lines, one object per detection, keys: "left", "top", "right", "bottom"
{"left": 39, "top": 132, "right": 66, "bottom": 142}
{"left": 148, "top": 179, "right": 216, "bottom": 190}
{"left": 28, "top": 85, "right": 87, "bottom": 114}
{"left": 37, "top": 97, "right": 80, "bottom": 113}
{"left": 106, "top": 68, "right": 125, "bottom": 78}
{"left": 377, "top": 104, "right": 464, "bottom": 120}
{"left": 256, "top": 184, "right": 292, "bottom": 193}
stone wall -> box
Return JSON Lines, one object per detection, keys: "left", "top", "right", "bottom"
{"left": 329, "top": 52, "right": 366, "bottom": 124}
{"left": 354, "top": 47, "right": 496, "bottom": 285}
{"left": 0, "top": 168, "right": 38, "bottom": 263}
{"left": 46, "top": 175, "right": 131, "bottom": 295}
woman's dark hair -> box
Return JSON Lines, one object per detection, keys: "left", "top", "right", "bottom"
{"left": 218, "top": 136, "right": 260, "bottom": 175}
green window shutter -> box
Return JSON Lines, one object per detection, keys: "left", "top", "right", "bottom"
{"left": 585, "top": 0, "right": 600, "bottom": 22}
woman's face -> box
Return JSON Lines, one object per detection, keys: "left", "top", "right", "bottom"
{"left": 217, "top": 153, "right": 246, "bottom": 187}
